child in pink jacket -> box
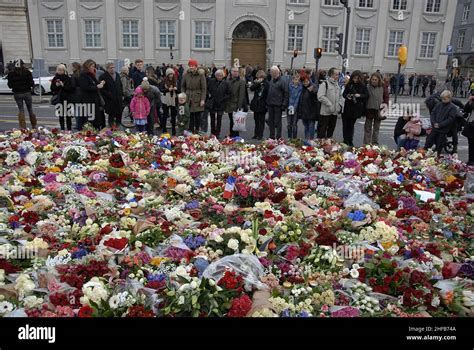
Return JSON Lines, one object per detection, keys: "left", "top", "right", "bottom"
{"left": 401, "top": 114, "right": 423, "bottom": 150}
{"left": 130, "top": 86, "right": 151, "bottom": 133}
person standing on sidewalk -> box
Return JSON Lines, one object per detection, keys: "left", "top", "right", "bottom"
{"left": 250, "top": 70, "right": 269, "bottom": 140}
{"left": 266, "top": 66, "right": 289, "bottom": 140}
{"left": 78, "top": 59, "right": 106, "bottom": 130}
{"left": 208, "top": 69, "right": 231, "bottom": 138}
{"left": 287, "top": 74, "right": 303, "bottom": 140}
{"left": 160, "top": 68, "right": 179, "bottom": 135}
{"left": 317, "top": 67, "right": 341, "bottom": 139}
{"left": 181, "top": 59, "right": 207, "bottom": 134}
{"left": 364, "top": 72, "right": 388, "bottom": 145}
{"left": 7, "top": 59, "right": 37, "bottom": 129}
{"left": 226, "top": 67, "right": 247, "bottom": 137}
{"left": 50, "top": 64, "right": 74, "bottom": 131}
{"left": 462, "top": 95, "right": 474, "bottom": 166}
{"left": 342, "top": 70, "right": 368, "bottom": 147}
{"left": 101, "top": 61, "right": 123, "bottom": 128}
{"left": 297, "top": 74, "right": 319, "bottom": 141}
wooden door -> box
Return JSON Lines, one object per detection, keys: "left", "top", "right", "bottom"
{"left": 231, "top": 39, "right": 266, "bottom": 70}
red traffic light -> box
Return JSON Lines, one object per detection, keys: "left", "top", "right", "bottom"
{"left": 314, "top": 48, "right": 323, "bottom": 60}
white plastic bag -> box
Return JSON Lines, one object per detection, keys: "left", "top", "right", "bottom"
{"left": 232, "top": 110, "right": 248, "bottom": 132}
{"left": 202, "top": 254, "right": 267, "bottom": 291}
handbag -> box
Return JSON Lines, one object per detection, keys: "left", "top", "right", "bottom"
{"left": 232, "top": 110, "right": 248, "bottom": 132}
{"left": 50, "top": 94, "right": 61, "bottom": 106}
{"left": 205, "top": 97, "right": 214, "bottom": 110}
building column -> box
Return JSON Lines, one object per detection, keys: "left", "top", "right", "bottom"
{"left": 105, "top": 0, "right": 117, "bottom": 61}
{"left": 406, "top": 1, "right": 423, "bottom": 71}
{"left": 273, "top": 0, "right": 286, "bottom": 66}
{"left": 66, "top": 0, "right": 80, "bottom": 61}
{"left": 143, "top": 0, "right": 154, "bottom": 61}
{"left": 437, "top": 1, "right": 457, "bottom": 78}
{"left": 304, "top": 0, "right": 321, "bottom": 68}
{"left": 27, "top": 0, "right": 43, "bottom": 59}
{"left": 179, "top": 0, "right": 191, "bottom": 65}
{"left": 214, "top": 0, "right": 226, "bottom": 67}
{"left": 372, "top": 0, "right": 390, "bottom": 70}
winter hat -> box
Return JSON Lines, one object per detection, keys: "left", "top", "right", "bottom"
{"left": 188, "top": 59, "right": 199, "bottom": 68}
{"left": 135, "top": 86, "right": 144, "bottom": 95}
{"left": 166, "top": 68, "right": 175, "bottom": 77}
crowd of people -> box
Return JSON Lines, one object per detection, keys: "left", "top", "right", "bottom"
{"left": 4, "top": 57, "right": 474, "bottom": 165}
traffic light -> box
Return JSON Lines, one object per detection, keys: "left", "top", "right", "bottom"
{"left": 398, "top": 45, "right": 408, "bottom": 66}
{"left": 293, "top": 49, "right": 298, "bottom": 58}
{"left": 314, "top": 47, "right": 323, "bottom": 60}
{"left": 335, "top": 33, "right": 344, "bottom": 56}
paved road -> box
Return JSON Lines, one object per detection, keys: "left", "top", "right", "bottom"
{"left": 0, "top": 93, "right": 469, "bottom": 162}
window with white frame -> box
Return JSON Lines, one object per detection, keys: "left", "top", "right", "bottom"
{"left": 458, "top": 30, "right": 466, "bottom": 49}
{"left": 46, "top": 19, "right": 64, "bottom": 48}
{"left": 122, "top": 20, "right": 139, "bottom": 48}
{"left": 84, "top": 19, "right": 101, "bottom": 48}
{"left": 387, "top": 30, "right": 404, "bottom": 57}
{"left": 420, "top": 32, "right": 437, "bottom": 58}
{"left": 288, "top": 25, "right": 304, "bottom": 51}
{"left": 355, "top": 28, "right": 371, "bottom": 55}
{"left": 289, "top": 0, "right": 307, "bottom": 4}
{"left": 322, "top": 26, "right": 338, "bottom": 53}
{"left": 194, "top": 21, "right": 212, "bottom": 49}
{"left": 159, "top": 20, "right": 176, "bottom": 48}
{"left": 358, "top": 0, "right": 374, "bottom": 8}
{"left": 425, "top": 0, "right": 441, "bottom": 13}
{"left": 463, "top": 3, "right": 470, "bottom": 21}
{"left": 323, "top": 0, "right": 340, "bottom": 6}
{"left": 392, "top": 0, "right": 407, "bottom": 11}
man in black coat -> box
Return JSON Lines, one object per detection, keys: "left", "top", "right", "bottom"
{"left": 101, "top": 62, "right": 123, "bottom": 128}
{"left": 462, "top": 96, "right": 474, "bottom": 166}
{"left": 266, "top": 66, "right": 289, "bottom": 139}
{"left": 250, "top": 71, "right": 269, "bottom": 140}
{"left": 424, "top": 90, "right": 458, "bottom": 156}
{"left": 207, "top": 69, "right": 231, "bottom": 138}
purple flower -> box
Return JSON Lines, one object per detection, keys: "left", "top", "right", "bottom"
{"left": 185, "top": 200, "right": 200, "bottom": 211}
{"left": 331, "top": 307, "right": 360, "bottom": 318}
{"left": 42, "top": 173, "right": 58, "bottom": 184}
{"left": 147, "top": 273, "right": 166, "bottom": 282}
{"left": 183, "top": 235, "right": 206, "bottom": 250}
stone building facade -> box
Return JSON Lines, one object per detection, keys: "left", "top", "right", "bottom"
{"left": 27, "top": 0, "right": 455, "bottom": 77}
{"left": 0, "top": 0, "right": 31, "bottom": 68}
{"left": 451, "top": 0, "right": 474, "bottom": 78}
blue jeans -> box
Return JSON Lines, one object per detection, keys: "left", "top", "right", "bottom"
{"left": 303, "top": 120, "right": 315, "bottom": 140}
{"left": 396, "top": 135, "right": 407, "bottom": 150}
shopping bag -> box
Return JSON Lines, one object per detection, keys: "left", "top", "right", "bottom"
{"left": 232, "top": 110, "right": 248, "bottom": 132}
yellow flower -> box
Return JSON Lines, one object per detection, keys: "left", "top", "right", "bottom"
{"left": 31, "top": 189, "right": 44, "bottom": 195}
{"left": 446, "top": 176, "right": 457, "bottom": 184}
{"left": 123, "top": 208, "right": 131, "bottom": 216}
{"left": 23, "top": 202, "right": 33, "bottom": 209}
{"left": 43, "top": 145, "right": 54, "bottom": 152}
{"left": 47, "top": 167, "right": 61, "bottom": 173}
{"left": 150, "top": 257, "right": 167, "bottom": 267}
{"left": 17, "top": 176, "right": 27, "bottom": 183}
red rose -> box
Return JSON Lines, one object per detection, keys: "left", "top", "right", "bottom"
{"left": 227, "top": 295, "right": 252, "bottom": 317}
{"left": 78, "top": 305, "right": 94, "bottom": 318}
{"left": 383, "top": 276, "right": 392, "bottom": 285}
{"left": 259, "top": 228, "right": 268, "bottom": 236}
{"left": 104, "top": 237, "right": 128, "bottom": 250}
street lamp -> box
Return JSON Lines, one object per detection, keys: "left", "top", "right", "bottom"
{"left": 340, "top": 0, "right": 351, "bottom": 75}
{"left": 314, "top": 48, "right": 323, "bottom": 83}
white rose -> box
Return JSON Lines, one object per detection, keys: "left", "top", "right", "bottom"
{"left": 227, "top": 239, "right": 239, "bottom": 251}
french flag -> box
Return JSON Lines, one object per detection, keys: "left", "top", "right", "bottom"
{"left": 223, "top": 176, "right": 236, "bottom": 200}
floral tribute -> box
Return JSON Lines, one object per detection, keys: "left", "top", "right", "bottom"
{"left": 0, "top": 128, "right": 472, "bottom": 318}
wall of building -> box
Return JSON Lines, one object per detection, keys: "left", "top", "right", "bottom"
{"left": 27, "top": 0, "right": 455, "bottom": 77}
{"left": 0, "top": 0, "right": 31, "bottom": 65}
{"left": 452, "top": 0, "right": 474, "bottom": 77}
